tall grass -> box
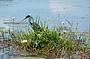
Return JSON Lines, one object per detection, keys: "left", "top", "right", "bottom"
{"left": 12, "top": 15, "right": 90, "bottom": 59}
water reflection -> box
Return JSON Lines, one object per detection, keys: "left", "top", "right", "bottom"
{"left": 0, "top": 0, "right": 13, "bottom": 1}
{"left": 0, "top": 0, "right": 13, "bottom": 7}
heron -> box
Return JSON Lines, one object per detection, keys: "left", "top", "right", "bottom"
{"left": 23, "top": 15, "right": 42, "bottom": 33}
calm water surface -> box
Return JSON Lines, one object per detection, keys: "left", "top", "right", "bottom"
{"left": 0, "top": 0, "right": 90, "bottom": 31}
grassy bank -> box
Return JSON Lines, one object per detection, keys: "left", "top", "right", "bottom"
{"left": 12, "top": 57, "right": 63, "bottom": 59}
{"left": 12, "top": 57, "right": 44, "bottom": 59}
{"left": 11, "top": 15, "right": 90, "bottom": 59}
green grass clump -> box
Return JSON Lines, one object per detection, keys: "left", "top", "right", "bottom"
{"left": 12, "top": 15, "right": 89, "bottom": 59}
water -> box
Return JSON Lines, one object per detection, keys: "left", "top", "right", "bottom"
{"left": 0, "top": 46, "right": 13, "bottom": 59}
{"left": 0, "top": 49, "right": 10, "bottom": 59}
{"left": 0, "top": 0, "right": 90, "bottom": 31}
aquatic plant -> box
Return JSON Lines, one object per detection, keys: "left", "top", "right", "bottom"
{"left": 11, "top": 15, "right": 90, "bottom": 59}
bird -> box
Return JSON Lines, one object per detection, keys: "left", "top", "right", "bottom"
{"left": 24, "top": 15, "right": 34, "bottom": 20}
{"left": 23, "top": 15, "right": 34, "bottom": 23}
{"left": 23, "top": 15, "right": 42, "bottom": 33}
